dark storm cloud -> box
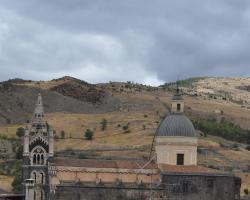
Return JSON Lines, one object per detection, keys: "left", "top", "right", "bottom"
{"left": 0, "top": 0, "right": 250, "bottom": 85}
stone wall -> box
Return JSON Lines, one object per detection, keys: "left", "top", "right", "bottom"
{"left": 52, "top": 170, "right": 160, "bottom": 185}
{"left": 52, "top": 173, "right": 241, "bottom": 200}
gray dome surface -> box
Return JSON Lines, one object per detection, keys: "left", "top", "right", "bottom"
{"left": 156, "top": 114, "right": 197, "bottom": 137}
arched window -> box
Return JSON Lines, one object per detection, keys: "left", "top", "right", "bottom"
{"left": 37, "top": 154, "right": 40, "bottom": 165}
{"left": 33, "top": 172, "right": 37, "bottom": 183}
{"left": 33, "top": 154, "right": 37, "bottom": 165}
{"left": 41, "top": 173, "right": 44, "bottom": 184}
{"left": 41, "top": 154, "right": 44, "bottom": 165}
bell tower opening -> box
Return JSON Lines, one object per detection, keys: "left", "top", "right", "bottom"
{"left": 171, "top": 86, "right": 184, "bottom": 113}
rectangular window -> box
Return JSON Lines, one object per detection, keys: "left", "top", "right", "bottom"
{"left": 177, "top": 103, "right": 181, "bottom": 111}
{"left": 177, "top": 153, "right": 184, "bottom": 165}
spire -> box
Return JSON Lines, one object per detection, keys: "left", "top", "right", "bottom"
{"left": 33, "top": 93, "right": 45, "bottom": 123}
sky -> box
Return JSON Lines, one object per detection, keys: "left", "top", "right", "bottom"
{"left": 0, "top": 0, "right": 250, "bottom": 86}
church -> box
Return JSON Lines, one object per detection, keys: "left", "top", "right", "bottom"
{"left": 22, "top": 91, "right": 241, "bottom": 200}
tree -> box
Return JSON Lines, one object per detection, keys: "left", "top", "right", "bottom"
{"left": 122, "top": 124, "right": 129, "bottom": 131}
{"left": 84, "top": 129, "right": 93, "bottom": 140}
{"left": 100, "top": 119, "right": 108, "bottom": 131}
{"left": 122, "top": 123, "right": 130, "bottom": 133}
{"left": 11, "top": 161, "right": 22, "bottom": 193}
{"left": 16, "top": 127, "right": 25, "bottom": 138}
{"left": 15, "top": 144, "right": 23, "bottom": 159}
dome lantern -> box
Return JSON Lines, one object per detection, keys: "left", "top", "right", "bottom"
{"left": 155, "top": 91, "right": 197, "bottom": 166}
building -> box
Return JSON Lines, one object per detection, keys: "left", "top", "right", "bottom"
{"left": 23, "top": 92, "right": 241, "bottom": 200}
{"left": 22, "top": 94, "right": 53, "bottom": 200}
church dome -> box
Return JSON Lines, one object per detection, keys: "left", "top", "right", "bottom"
{"left": 156, "top": 114, "right": 197, "bottom": 137}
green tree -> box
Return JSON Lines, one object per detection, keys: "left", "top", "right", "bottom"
{"left": 100, "top": 119, "right": 108, "bottom": 131}
{"left": 84, "top": 129, "right": 93, "bottom": 140}
{"left": 122, "top": 124, "right": 129, "bottom": 131}
{"left": 16, "top": 127, "right": 25, "bottom": 138}
{"left": 122, "top": 123, "right": 130, "bottom": 133}
{"left": 11, "top": 161, "right": 22, "bottom": 193}
{"left": 244, "top": 188, "right": 249, "bottom": 195}
{"left": 15, "top": 144, "right": 23, "bottom": 159}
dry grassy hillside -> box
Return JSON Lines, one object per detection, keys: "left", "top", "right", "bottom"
{"left": 0, "top": 76, "right": 250, "bottom": 194}
{"left": 184, "top": 77, "right": 250, "bottom": 105}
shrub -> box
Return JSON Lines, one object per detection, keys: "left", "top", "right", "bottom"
{"left": 100, "top": 119, "right": 108, "bottom": 131}
{"left": 16, "top": 127, "right": 25, "bottom": 138}
{"left": 144, "top": 114, "right": 148, "bottom": 118}
{"left": 11, "top": 161, "right": 22, "bottom": 193}
{"left": 0, "top": 135, "right": 7, "bottom": 140}
{"left": 244, "top": 188, "right": 249, "bottom": 195}
{"left": 122, "top": 124, "right": 129, "bottom": 131}
{"left": 84, "top": 129, "right": 94, "bottom": 140}
{"left": 246, "top": 145, "right": 250, "bottom": 151}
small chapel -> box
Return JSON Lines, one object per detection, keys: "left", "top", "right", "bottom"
{"left": 22, "top": 91, "right": 241, "bottom": 200}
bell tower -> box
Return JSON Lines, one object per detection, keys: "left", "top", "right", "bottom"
{"left": 171, "top": 85, "right": 184, "bottom": 113}
{"left": 23, "top": 93, "right": 54, "bottom": 200}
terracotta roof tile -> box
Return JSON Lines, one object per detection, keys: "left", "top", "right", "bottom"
{"left": 53, "top": 157, "right": 158, "bottom": 170}
{"left": 53, "top": 157, "right": 117, "bottom": 168}
{"left": 53, "top": 158, "right": 224, "bottom": 175}
{"left": 158, "top": 164, "right": 220, "bottom": 174}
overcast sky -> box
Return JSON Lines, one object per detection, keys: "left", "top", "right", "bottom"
{"left": 0, "top": 0, "right": 250, "bottom": 85}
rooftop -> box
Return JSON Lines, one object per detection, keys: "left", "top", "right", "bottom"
{"left": 156, "top": 114, "right": 197, "bottom": 137}
{"left": 52, "top": 157, "right": 227, "bottom": 175}
{"left": 52, "top": 157, "right": 157, "bottom": 170}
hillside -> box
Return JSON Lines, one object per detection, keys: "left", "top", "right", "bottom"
{"left": 165, "top": 77, "right": 250, "bottom": 106}
{"left": 0, "top": 76, "right": 250, "bottom": 195}
{"left": 0, "top": 76, "right": 120, "bottom": 125}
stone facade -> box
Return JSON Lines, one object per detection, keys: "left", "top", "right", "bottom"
{"left": 22, "top": 94, "right": 53, "bottom": 200}
{"left": 155, "top": 137, "right": 197, "bottom": 165}
{"left": 52, "top": 173, "right": 241, "bottom": 200}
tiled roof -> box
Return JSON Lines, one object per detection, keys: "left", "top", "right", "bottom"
{"left": 53, "top": 158, "right": 225, "bottom": 175}
{"left": 53, "top": 157, "right": 157, "bottom": 170}
{"left": 159, "top": 164, "right": 220, "bottom": 174}
{"left": 156, "top": 114, "right": 197, "bottom": 137}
